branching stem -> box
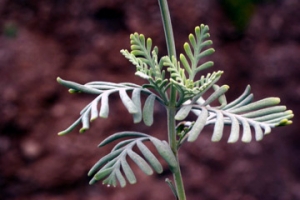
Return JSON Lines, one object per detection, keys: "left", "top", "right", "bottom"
{"left": 158, "top": 0, "right": 186, "bottom": 199}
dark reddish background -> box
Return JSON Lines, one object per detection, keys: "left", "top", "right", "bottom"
{"left": 1, "top": 0, "right": 300, "bottom": 199}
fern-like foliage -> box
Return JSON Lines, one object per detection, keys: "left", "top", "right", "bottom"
{"left": 124, "top": 33, "right": 164, "bottom": 80}
{"left": 56, "top": 77, "right": 162, "bottom": 135}
{"left": 161, "top": 24, "right": 218, "bottom": 106}
{"left": 179, "top": 24, "right": 215, "bottom": 80}
{"left": 120, "top": 25, "right": 219, "bottom": 107}
{"left": 175, "top": 85, "right": 293, "bottom": 143}
{"left": 121, "top": 33, "right": 170, "bottom": 103}
{"left": 57, "top": 22, "right": 293, "bottom": 191}
{"left": 88, "top": 131, "right": 178, "bottom": 187}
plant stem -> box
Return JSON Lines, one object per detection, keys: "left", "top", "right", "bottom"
{"left": 167, "top": 106, "right": 186, "bottom": 200}
{"left": 158, "top": 0, "right": 186, "bottom": 199}
{"left": 158, "top": 0, "right": 176, "bottom": 58}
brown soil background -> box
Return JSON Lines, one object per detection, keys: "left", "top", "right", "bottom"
{"left": 1, "top": 0, "right": 300, "bottom": 199}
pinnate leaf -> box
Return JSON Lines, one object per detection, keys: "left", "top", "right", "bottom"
{"left": 88, "top": 132, "right": 177, "bottom": 187}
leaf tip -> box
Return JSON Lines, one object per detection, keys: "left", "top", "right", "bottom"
{"left": 79, "top": 128, "right": 87, "bottom": 133}
{"left": 183, "top": 42, "right": 189, "bottom": 48}
{"left": 223, "top": 85, "right": 230, "bottom": 90}
{"left": 68, "top": 89, "right": 79, "bottom": 94}
{"left": 272, "top": 97, "right": 281, "bottom": 104}
{"left": 242, "top": 138, "right": 252, "bottom": 143}
{"left": 57, "top": 131, "right": 67, "bottom": 136}
{"left": 56, "top": 77, "right": 62, "bottom": 83}
{"left": 277, "top": 119, "right": 293, "bottom": 126}
{"left": 286, "top": 110, "right": 293, "bottom": 115}
{"left": 89, "top": 178, "right": 97, "bottom": 185}
{"left": 99, "top": 112, "right": 109, "bottom": 119}
{"left": 187, "top": 135, "right": 197, "bottom": 142}
{"left": 90, "top": 117, "right": 97, "bottom": 122}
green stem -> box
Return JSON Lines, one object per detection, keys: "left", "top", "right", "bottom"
{"left": 158, "top": 0, "right": 186, "bottom": 199}
{"left": 158, "top": 0, "right": 177, "bottom": 58}
{"left": 167, "top": 106, "right": 186, "bottom": 200}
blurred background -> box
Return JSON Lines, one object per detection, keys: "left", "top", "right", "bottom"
{"left": 1, "top": 0, "right": 300, "bottom": 199}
